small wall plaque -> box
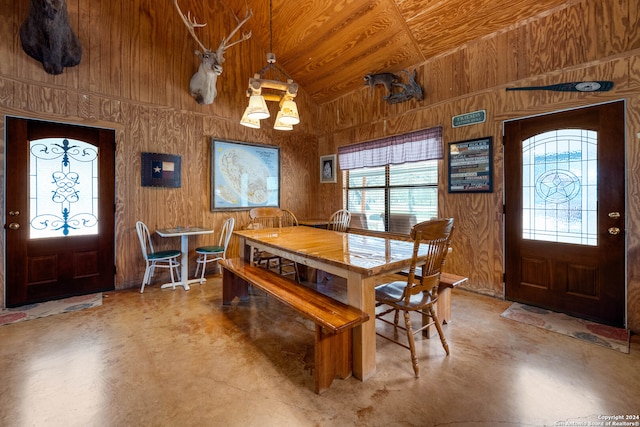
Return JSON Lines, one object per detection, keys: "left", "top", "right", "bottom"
{"left": 452, "top": 109, "right": 486, "bottom": 128}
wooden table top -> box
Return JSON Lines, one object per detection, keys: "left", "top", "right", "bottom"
{"left": 234, "top": 226, "right": 426, "bottom": 276}
{"left": 298, "top": 218, "right": 330, "bottom": 226}
{"left": 156, "top": 226, "right": 214, "bottom": 237}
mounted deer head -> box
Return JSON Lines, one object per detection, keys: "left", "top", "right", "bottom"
{"left": 19, "top": 0, "right": 82, "bottom": 75}
{"left": 174, "top": 0, "right": 252, "bottom": 105}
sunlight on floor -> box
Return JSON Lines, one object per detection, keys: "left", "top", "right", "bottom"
{"left": 516, "top": 364, "right": 604, "bottom": 424}
{"left": 20, "top": 340, "right": 105, "bottom": 426}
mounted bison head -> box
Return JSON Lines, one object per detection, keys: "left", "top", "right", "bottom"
{"left": 19, "top": 0, "right": 82, "bottom": 75}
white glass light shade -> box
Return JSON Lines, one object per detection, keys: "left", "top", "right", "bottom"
{"left": 240, "top": 107, "right": 260, "bottom": 128}
{"left": 273, "top": 111, "right": 293, "bottom": 131}
{"left": 246, "top": 95, "right": 270, "bottom": 119}
{"left": 279, "top": 99, "right": 300, "bottom": 125}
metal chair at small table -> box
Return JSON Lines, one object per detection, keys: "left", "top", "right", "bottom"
{"left": 194, "top": 218, "right": 235, "bottom": 283}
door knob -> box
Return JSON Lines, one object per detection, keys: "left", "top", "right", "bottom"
{"left": 8, "top": 223, "right": 20, "bottom": 230}
{"left": 608, "top": 227, "right": 620, "bottom": 235}
{"left": 608, "top": 212, "right": 620, "bottom": 219}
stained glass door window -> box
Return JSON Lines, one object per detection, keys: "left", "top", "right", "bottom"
{"left": 522, "top": 129, "right": 597, "bottom": 246}
{"left": 30, "top": 138, "right": 99, "bottom": 239}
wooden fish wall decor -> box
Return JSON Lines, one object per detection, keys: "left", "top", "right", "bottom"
{"left": 506, "top": 81, "right": 614, "bottom": 92}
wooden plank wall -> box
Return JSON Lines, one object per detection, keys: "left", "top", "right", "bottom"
{"left": 318, "top": 0, "right": 640, "bottom": 331}
{"left": 0, "top": 0, "right": 319, "bottom": 303}
{"left": 0, "top": 0, "right": 639, "bottom": 332}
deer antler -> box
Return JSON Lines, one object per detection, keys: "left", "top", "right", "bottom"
{"left": 215, "top": 3, "right": 253, "bottom": 64}
{"left": 173, "top": 0, "right": 208, "bottom": 54}
{"left": 174, "top": 0, "right": 253, "bottom": 105}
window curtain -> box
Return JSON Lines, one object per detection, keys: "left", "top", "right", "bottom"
{"left": 337, "top": 126, "right": 443, "bottom": 170}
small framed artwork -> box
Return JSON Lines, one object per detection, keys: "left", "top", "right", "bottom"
{"left": 141, "top": 152, "right": 181, "bottom": 188}
{"left": 448, "top": 137, "right": 493, "bottom": 193}
{"left": 320, "top": 154, "right": 337, "bottom": 183}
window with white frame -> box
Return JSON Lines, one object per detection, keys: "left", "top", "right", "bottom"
{"left": 338, "top": 127, "right": 442, "bottom": 234}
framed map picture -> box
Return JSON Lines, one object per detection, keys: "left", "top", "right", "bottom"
{"left": 211, "top": 139, "right": 280, "bottom": 210}
{"left": 448, "top": 137, "right": 493, "bottom": 193}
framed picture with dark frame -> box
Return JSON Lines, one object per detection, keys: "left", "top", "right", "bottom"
{"left": 320, "top": 154, "right": 337, "bottom": 183}
{"left": 448, "top": 136, "right": 493, "bottom": 193}
{"left": 141, "top": 152, "right": 181, "bottom": 188}
{"left": 210, "top": 138, "right": 280, "bottom": 210}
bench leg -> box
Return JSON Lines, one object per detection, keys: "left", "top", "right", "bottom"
{"left": 437, "top": 287, "right": 453, "bottom": 324}
{"left": 314, "top": 327, "right": 352, "bottom": 394}
{"left": 422, "top": 286, "right": 453, "bottom": 338}
{"left": 222, "top": 268, "right": 249, "bottom": 305}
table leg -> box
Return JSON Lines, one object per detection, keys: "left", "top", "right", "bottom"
{"left": 180, "top": 235, "right": 190, "bottom": 289}
{"left": 161, "top": 235, "right": 193, "bottom": 290}
{"left": 347, "top": 272, "right": 377, "bottom": 381}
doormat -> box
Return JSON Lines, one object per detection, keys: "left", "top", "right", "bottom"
{"left": 0, "top": 293, "right": 102, "bottom": 327}
{"left": 501, "top": 302, "right": 630, "bottom": 354}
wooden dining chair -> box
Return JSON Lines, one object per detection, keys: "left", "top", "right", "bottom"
{"left": 248, "top": 207, "right": 283, "bottom": 271}
{"left": 374, "top": 218, "right": 454, "bottom": 377}
{"left": 316, "top": 209, "right": 352, "bottom": 282}
{"left": 350, "top": 212, "right": 368, "bottom": 230}
{"left": 194, "top": 217, "right": 235, "bottom": 283}
{"left": 328, "top": 209, "right": 351, "bottom": 232}
{"left": 248, "top": 207, "right": 283, "bottom": 230}
{"left": 279, "top": 209, "right": 300, "bottom": 281}
{"left": 135, "top": 221, "right": 181, "bottom": 293}
{"left": 381, "top": 212, "right": 418, "bottom": 234}
{"left": 281, "top": 209, "right": 298, "bottom": 227}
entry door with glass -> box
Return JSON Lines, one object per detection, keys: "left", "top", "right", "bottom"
{"left": 504, "top": 101, "right": 625, "bottom": 327}
{"left": 5, "top": 117, "right": 115, "bottom": 307}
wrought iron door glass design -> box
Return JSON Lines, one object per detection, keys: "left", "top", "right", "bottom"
{"left": 522, "top": 129, "right": 597, "bottom": 246}
{"left": 29, "top": 138, "right": 98, "bottom": 239}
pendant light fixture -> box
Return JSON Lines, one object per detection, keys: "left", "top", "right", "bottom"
{"left": 240, "top": 0, "right": 300, "bottom": 130}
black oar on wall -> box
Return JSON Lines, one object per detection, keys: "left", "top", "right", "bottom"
{"left": 506, "top": 81, "right": 614, "bottom": 92}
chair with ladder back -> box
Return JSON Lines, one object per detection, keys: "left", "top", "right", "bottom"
{"left": 374, "top": 218, "right": 454, "bottom": 377}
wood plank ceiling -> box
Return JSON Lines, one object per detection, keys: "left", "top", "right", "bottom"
{"left": 220, "top": 0, "right": 576, "bottom": 104}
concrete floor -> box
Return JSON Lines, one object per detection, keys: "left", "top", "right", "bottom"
{"left": 0, "top": 274, "right": 638, "bottom": 427}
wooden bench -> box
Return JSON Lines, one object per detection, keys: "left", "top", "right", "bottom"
{"left": 220, "top": 258, "right": 369, "bottom": 394}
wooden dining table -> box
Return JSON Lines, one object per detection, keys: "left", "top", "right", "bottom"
{"left": 233, "top": 225, "right": 431, "bottom": 381}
